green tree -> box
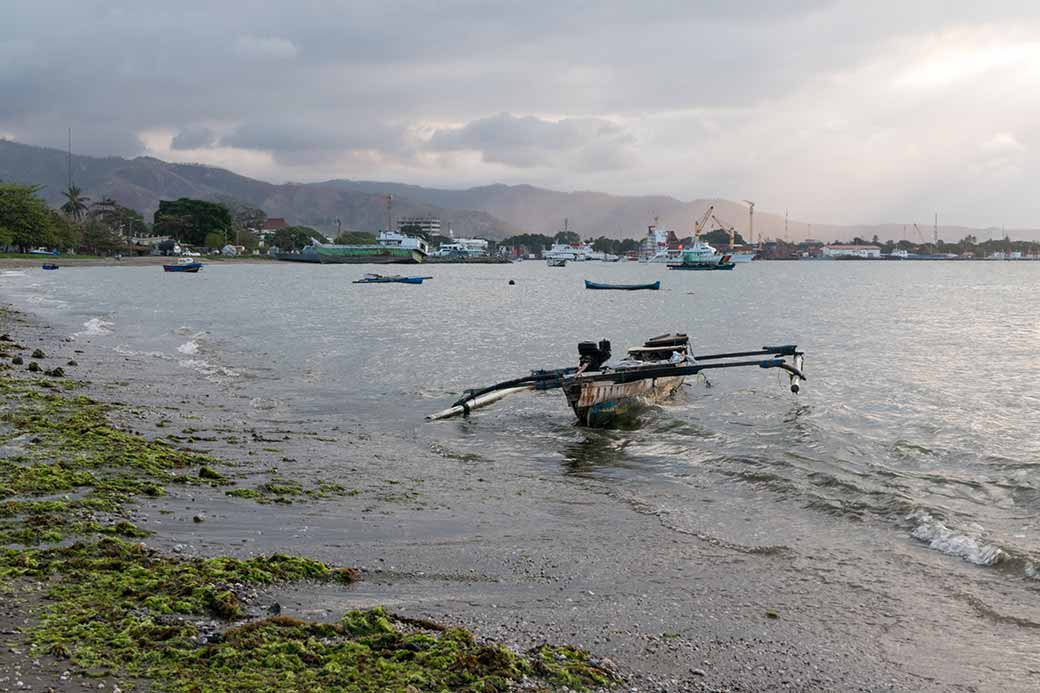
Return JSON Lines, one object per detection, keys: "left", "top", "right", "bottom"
{"left": 554, "top": 230, "right": 580, "bottom": 245}
{"left": 90, "top": 197, "right": 145, "bottom": 249}
{"left": 204, "top": 232, "right": 225, "bottom": 250}
{"left": 702, "top": 229, "right": 746, "bottom": 246}
{"left": 334, "top": 231, "right": 376, "bottom": 245}
{"left": 273, "top": 225, "right": 324, "bottom": 251}
{"left": 49, "top": 210, "right": 82, "bottom": 252}
{"left": 617, "top": 238, "right": 640, "bottom": 254}
{"left": 238, "top": 229, "right": 259, "bottom": 252}
{"left": 61, "top": 185, "right": 90, "bottom": 221}
{"left": 0, "top": 183, "right": 55, "bottom": 252}
{"left": 591, "top": 236, "right": 616, "bottom": 254}
{"left": 81, "top": 219, "right": 122, "bottom": 255}
{"left": 154, "top": 198, "right": 232, "bottom": 246}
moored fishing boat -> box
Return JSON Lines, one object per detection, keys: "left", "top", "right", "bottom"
{"left": 41, "top": 264, "right": 59, "bottom": 270}
{"left": 163, "top": 258, "right": 203, "bottom": 273}
{"left": 584, "top": 280, "right": 660, "bottom": 291}
{"left": 276, "top": 230, "right": 429, "bottom": 264}
{"left": 353, "top": 273, "right": 433, "bottom": 284}
{"left": 428, "top": 333, "right": 805, "bottom": 428}
{"left": 546, "top": 257, "right": 567, "bottom": 267}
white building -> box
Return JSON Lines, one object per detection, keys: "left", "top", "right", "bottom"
{"left": 822, "top": 244, "right": 882, "bottom": 259}
{"left": 397, "top": 217, "right": 441, "bottom": 237}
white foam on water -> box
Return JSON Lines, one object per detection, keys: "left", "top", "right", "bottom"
{"left": 177, "top": 340, "right": 200, "bottom": 355}
{"left": 114, "top": 345, "right": 171, "bottom": 360}
{"left": 0, "top": 270, "right": 28, "bottom": 278}
{"left": 77, "top": 317, "right": 114, "bottom": 336}
{"left": 177, "top": 358, "right": 239, "bottom": 380}
{"left": 909, "top": 511, "right": 1005, "bottom": 566}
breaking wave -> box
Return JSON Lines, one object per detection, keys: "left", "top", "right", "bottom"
{"left": 909, "top": 511, "right": 1005, "bottom": 566}
{"left": 77, "top": 317, "right": 114, "bottom": 336}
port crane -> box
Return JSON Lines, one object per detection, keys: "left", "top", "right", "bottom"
{"left": 693, "top": 205, "right": 714, "bottom": 236}
{"left": 710, "top": 212, "right": 739, "bottom": 250}
{"left": 912, "top": 224, "right": 930, "bottom": 250}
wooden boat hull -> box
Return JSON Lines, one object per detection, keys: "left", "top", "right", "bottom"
{"left": 163, "top": 264, "right": 202, "bottom": 272}
{"left": 352, "top": 276, "right": 428, "bottom": 284}
{"left": 584, "top": 280, "right": 660, "bottom": 291}
{"left": 276, "top": 246, "right": 423, "bottom": 264}
{"left": 667, "top": 263, "right": 734, "bottom": 271}
{"left": 563, "top": 374, "right": 685, "bottom": 427}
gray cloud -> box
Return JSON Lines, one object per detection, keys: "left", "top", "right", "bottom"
{"left": 232, "top": 35, "right": 298, "bottom": 61}
{"left": 429, "top": 113, "right": 636, "bottom": 169}
{"left": 171, "top": 126, "right": 217, "bottom": 150}
{"left": 4, "top": 1, "right": 1040, "bottom": 225}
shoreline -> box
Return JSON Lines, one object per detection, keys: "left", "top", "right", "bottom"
{"left": 0, "top": 256, "right": 275, "bottom": 269}
{"left": 0, "top": 287, "right": 1036, "bottom": 691}
{"left": 0, "top": 305, "right": 617, "bottom": 691}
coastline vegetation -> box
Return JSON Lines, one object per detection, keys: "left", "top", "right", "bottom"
{"left": 0, "top": 333, "right": 617, "bottom": 691}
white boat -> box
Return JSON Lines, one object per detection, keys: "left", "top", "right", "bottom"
{"left": 547, "top": 257, "right": 567, "bottom": 267}
{"left": 638, "top": 219, "right": 680, "bottom": 263}
{"left": 666, "top": 234, "right": 734, "bottom": 270}
{"left": 727, "top": 251, "right": 757, "bottom": 263}
{"left": 376, "top": 229, "right": 429, "bottom": 256}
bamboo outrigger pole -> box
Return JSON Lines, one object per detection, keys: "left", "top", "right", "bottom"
{"left": 427, "top": 345, "right": 806, "bottom": 422}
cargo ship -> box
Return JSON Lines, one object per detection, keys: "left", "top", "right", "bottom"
{"left": 275, "top": 230, "right": 429, "bottom": 264}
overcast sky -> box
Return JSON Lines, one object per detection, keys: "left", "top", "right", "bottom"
{"left": 4, "top": 1, "right": 1040, "bottom": 226}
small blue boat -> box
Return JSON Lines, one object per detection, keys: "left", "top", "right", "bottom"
{"left": 163, "top": 259, "right": 203, "bottom": 273}
{"left": 584, "top": 280, "right": 660, "bottom": 291}
{"left": 41, "top": 264, "right": 60, "bottom": 270}
{"left": 353, "top": 273, "right": 433, "bottom": 284}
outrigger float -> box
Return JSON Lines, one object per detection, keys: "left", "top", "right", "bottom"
{"left": 428, "top": 333, "right": 806, "bottom": 427}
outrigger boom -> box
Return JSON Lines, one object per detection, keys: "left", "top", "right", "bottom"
{"left": 427, "top": 335, "right": 806, "bottom": 427}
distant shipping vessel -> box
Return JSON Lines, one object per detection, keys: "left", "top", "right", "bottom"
{"left": 275, "top": 230, "right": 429, "bottom": 264}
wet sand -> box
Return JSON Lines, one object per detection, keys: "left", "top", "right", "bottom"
{"left": 0, "top": 256, "right": 272, "bottom": 269}
{"left": 1, "top": 304, "right": 1034, "bottom": 691}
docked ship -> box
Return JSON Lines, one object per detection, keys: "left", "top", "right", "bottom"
{"left": 667, "top": 234, "right": 734, "bottom": 270}
{"left": 638, "top": 218, "right": 681, "bottom": 263}
{"left": 275, "top": 230, "right": 429, "bottom": 264}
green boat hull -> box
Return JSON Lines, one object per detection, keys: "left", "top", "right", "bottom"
{"left": 276, "top": 245, "right": 424, "bottom": 264}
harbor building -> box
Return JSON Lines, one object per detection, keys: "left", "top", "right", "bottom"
{"left": 822, "top": 244, "right": 882, "bottom": 259}
{"left": 397, "top": 217, "right": 441, "bottom": 236}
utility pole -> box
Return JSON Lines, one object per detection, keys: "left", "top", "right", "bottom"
{"left": 934, "top": 212, "right": 939, "bottom": 246}
{"left": 784, "top": 209, "right": 789, "bottom": 241}
{"left": 743, "top": 200, "right": 755, "bottom": 246}
{"left": 66, "top": 128, "right": 72, "bottom": 191}
{"left": 336, "top": 218, "right": 342, "bottom": 237}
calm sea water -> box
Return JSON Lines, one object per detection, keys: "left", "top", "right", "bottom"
{"left": 3, "top": 259, "right": 1040, "bottom": 589}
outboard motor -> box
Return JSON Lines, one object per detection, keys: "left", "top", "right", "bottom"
{"left": 577, "top": 339, "right": 612, "bottom": 372}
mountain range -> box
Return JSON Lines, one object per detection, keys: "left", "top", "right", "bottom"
{"left": 1, "top": 139, "right": 1034, "bottom": 243}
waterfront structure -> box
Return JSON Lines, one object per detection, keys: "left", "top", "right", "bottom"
{"left": 433, "top": 237, "right": 489, "bottom": 257}
{"left": 274, "top": 229, "right": 429, "bottom": 264}
{"left": 397, "top": 217, "right": 441, "bottom": 237}
{"left": 639, "top": 221, "right": 681, "bottom": 263}
{"left": 822, "top": 244, "right": 882, "bottom": 259}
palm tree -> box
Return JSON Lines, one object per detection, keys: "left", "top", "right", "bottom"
{"left": 61, "top": 185, "right": 89, "bottom": 221}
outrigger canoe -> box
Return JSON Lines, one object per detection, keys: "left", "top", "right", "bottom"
{"left": 585, "top": 280, "right": 660, "bottom": 291}
{"left": 353, "top": 273, "right": 433, "bottom": 284}
{"left": 428, "top": 333, "right": 806, "bottom": 428}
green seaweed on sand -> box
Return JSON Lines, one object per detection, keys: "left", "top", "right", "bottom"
{"left": 0, "top": 361, "right": 619, "bottom": 691}
{"left": 0, "top": 540, "right": 616, "bottom": 691}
